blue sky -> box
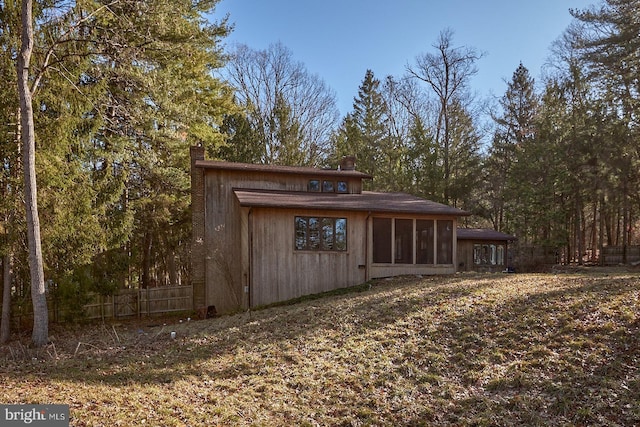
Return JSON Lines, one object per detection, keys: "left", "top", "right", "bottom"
{"left": 214, "top": 0, "right": 595, "bottom": 115}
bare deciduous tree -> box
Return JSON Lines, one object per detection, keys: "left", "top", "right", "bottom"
{"left": 407, "top": 28, "right": 483, "bottom": 203}
{"left": 226, "top": 42, "right": 339, "bottom": 166}
{"left": 17, "top": 0, "right": 48, "bottom": 347}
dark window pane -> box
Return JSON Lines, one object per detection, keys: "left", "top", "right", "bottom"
{"left": 497, "top": 245, "right": 505, "bottom": 265}
{"left": 337, "top": 181, "right": 348, "bottom": 193}
{"left": 437, "top": 220, "right": 453, "bottom": 264}
{"left": 322, "top": 180, "right": 334, "bottom": 192}
{"left": 308, "top": 180, "right": 320, "bottom": 192}
{"left": 321, "top": 218, "right": 334, "bottom": 250}
{"left": 295, "top": 217, "right": 307, "bottom": 250}
{"left": 473, "top": 244, "right": 482, "bottom": 265}
{"left": 309, "top": 217, "right": 320, "bottom": 249}
{"left": 373, "top": 218, "right": 392, "bottom": 263}
{"left": 335, "top": 218, "right": 347, "bottom": 251}
{"left": 395, "top": 219, "right": 413, "bottom": 264}
{"left": 416, "top": 220, "right": 434, "bottom": 264}
{"left": 294, "top": 216, "right": 347, "bottom": 252}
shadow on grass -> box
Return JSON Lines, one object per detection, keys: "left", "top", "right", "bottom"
{"left": 2, "top": 273, "right": 639, "bottom": 425}
{"left": 418, "top": 275, "right": 640, "bottom": 426}
{"left": 2, "top": 274, "right": 493, "bottom": 385}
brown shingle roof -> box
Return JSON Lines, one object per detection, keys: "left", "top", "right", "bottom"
{"left": 457, "top": 228, "right": 517, "bottom": 241}
{"left": 234, "top": 189, "right": 470, "bottom": 216}
{"left": 195, "top": 159, "right": 372, "bottom": 179}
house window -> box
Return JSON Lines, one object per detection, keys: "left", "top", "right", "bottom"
{"left": 295, "top": 216, "right": 347, "bottom": 251}
{"left": 322, "top": 180, "right": 334, "bottom": 192}
{"left": 473, "top": 244, "right": 505, "bottom": 265}
{"left": 309, "top": 179, "right": 348, "bottom": 193}
{"left": 373, "top": 218, "right": 452, "bottom": 265}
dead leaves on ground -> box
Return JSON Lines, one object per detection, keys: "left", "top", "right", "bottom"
{"left": 1, "top": 272, "right": 639, "bottom": 426}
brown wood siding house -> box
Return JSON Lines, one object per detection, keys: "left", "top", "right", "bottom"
{"left": 191, "top": 146, "right": 469, "bottom": 314}
{"left": 456, "top": 228, "right": 516, "bottom": 272}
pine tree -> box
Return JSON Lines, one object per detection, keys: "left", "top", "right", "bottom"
{"left": 331, "top": 70, "right": 389, "bottom": 188}
{"left": 217, "top": 112, "right": 264, "bottom": 163}
{"left": 0, "top": 0, "right": 19, "bottom": 342}
{"left": 486, "top": 63, "right": 538, "bottom": 235}
{"left": 406, "top": 115, "right": 442, "bottom": 201}
{"left": 81, "top": 0, "right": 235, "bottom": 289}
{"left": 572, "top": 0, "right": 640, "bottom": 259}
{"left": 3, "top": 0, "right": 234, "bottom": 340}
{"left": 446, "top": 99, "right": 482, "bottom": 209}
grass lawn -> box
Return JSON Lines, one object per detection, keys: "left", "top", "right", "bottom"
{"left": 1, "top": 272, "right": 639, "bottom": 426}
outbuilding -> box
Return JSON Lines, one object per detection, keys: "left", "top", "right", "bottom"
{"left": 456, "top": 228, "right": 517, "bottom": 272}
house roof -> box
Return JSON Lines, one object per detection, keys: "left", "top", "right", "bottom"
{"left": 457, "top": 228, "right": 517, "bottom": 241}
{"left": 195, "top": 159, "right": 372, "bottom": 179}
{"left": 233, "top": 189, "right": 470, "bottom": 216}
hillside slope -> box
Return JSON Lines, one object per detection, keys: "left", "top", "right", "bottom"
{"left": 1, "top": 273, "right": 639, "bottom": 426}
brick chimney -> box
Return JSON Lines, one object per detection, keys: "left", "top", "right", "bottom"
{"left": 190, "top": 145, "right": 206, "bottom": 310}
{"left": 339, "top": 155, "right": 356, "bottom": 171}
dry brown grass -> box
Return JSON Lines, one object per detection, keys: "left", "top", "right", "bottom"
{"left": 1, "top": 272, "right": 639, "bottom": 426}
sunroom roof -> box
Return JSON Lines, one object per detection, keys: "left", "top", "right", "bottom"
{"left": 456, "top": 228, "right": 517, "bottom": 241}
{"left": 233, "top": 189, "right": 470, "bottom": 216}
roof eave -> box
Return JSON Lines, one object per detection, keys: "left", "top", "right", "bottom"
{"left": 195, "top": 159, "right": 373, "bottom": 179}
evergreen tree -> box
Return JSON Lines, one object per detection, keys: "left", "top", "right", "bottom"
{"left": 446, "top": 99, "right": 482, "bottom": 209}
{"left": 81, "top": 0, "right": 235, "bottom": 289}
{"left": 332, "top": 69, "right": 389, "bottom": 188}
{"left": 330, "top": 112, "right": 361, "bottom": 167}
{"left": 485, "top": 63, "right": 538, "bottom": 235}
{"left": 406, "top": 115, "right": 441, "bottom": 201}
{"left": 0, "top": 0, "right": 20, "bottom": 343}
{"left": 3, "top": 0, "right": 234, "bottom": 340}
{"left": 352, "top": 70, "right": 388, "bottom": 180}
{"left": 572, "top": 0, "right": 640, "bottom": 259}
{"left": 217, "top": 111, "right": 264, "bottom": 163}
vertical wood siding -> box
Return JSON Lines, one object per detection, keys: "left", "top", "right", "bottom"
{"left": 249, "top": 208, "right": 367, "bottom": 307}
{"left": 202, "top": 169, "right": 363, "bottom": 313}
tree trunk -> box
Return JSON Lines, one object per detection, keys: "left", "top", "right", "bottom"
{"left": 622, "top": 179, "right": 629, "bottom": 264}
{"left": 590, "top": 199, "right": 598, "bottom": 263}
{"left": 575, "top": 197, "right": 583, "bottom": 265}
{"left": 599, "top": 194, "right": 605, "bottom": 265}
{"left": 141, "top": 231, "right": 152, "bottom": 289}
{"left": 17, "top": 0, "right": 48, "bottom": 347}
{"left": 167, "top": 249, "right": 178, "bottom": 287}
{"left": 1, "top": 254, "right": 11, "bottom": 344}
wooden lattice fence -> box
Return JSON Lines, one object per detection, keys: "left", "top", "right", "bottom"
{"left": 10, "top": 285, "right": 193, "bottom": 326}
{"left": 601, "top": 246, "right": 640, "bottom": 266}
